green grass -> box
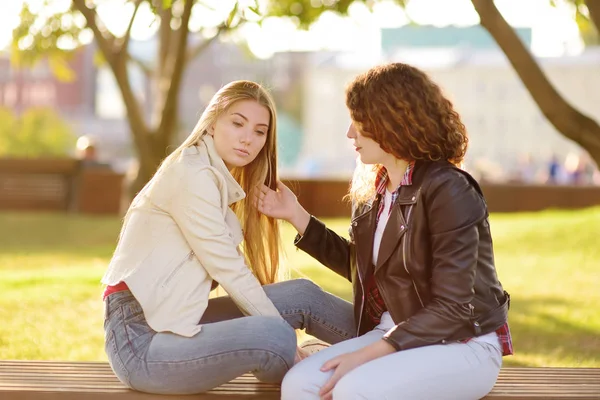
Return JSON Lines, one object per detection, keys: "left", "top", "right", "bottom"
{"left": 0, "top": 209, "right": 599, "bottom": 367}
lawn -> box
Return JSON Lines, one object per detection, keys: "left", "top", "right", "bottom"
{"left": 0, "top": 208, "right": 599, "bottom": 367}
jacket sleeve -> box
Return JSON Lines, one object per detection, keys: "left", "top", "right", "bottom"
{"left": 383, "top": 169, "right": 486, "bottom": 351}
{"left": 294, "top": 216, "right": 354, "bottom": 281}
{"left": 168, "top": 166, "right": 281, "bottom": 319}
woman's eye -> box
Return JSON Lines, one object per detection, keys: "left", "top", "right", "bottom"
{"left": 233, "top": 121, "right": 243, "bottom": 127}
{"left": 256, "top": 130, "right": 266, "bottom": 136}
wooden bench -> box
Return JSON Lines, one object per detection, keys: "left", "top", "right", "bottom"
{"left": 1, "top": 361, "right": 599, "bottom": 399}
{"left": 0, "top": 158, "right": 124, "bottom": 214}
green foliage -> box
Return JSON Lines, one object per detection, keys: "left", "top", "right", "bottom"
{"left": 11, "top": 1, "right": 84, "bottom": 82}
{"left": 266, "top": 0, "right": 598, "bottom": 45}
{"left": 265, "top": 0, "right": 367, "bottom": 28}
{"left": 549, "top": 0, "right": 599, "bottom": 44}
{"left": 0, "top": 108, "right": 76, "bottom": 158}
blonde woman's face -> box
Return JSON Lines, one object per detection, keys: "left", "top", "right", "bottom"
{"left": 209, "top": 100, "right": 270, "bottom": 170}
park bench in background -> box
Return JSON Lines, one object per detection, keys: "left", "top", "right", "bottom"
{"left": 0, "top": 159, "right": 80, "bottom": 212}
{"left": 0, "top": 158, "right": 124, "bottom": 214}
{"left": 1, "top": 361, "right": 599, "bottom": 399}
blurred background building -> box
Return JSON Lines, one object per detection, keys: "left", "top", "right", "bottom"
{"left": 0, "top": 24, "right": 598, "bottom": 185}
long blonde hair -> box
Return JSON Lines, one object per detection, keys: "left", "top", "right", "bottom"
{"left": 130, "top": 80, "right": 282, "bottom": 285}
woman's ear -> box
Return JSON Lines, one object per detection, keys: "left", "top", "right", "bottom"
{"left": 208, "top": 125, "right": 215, "bottom": 136}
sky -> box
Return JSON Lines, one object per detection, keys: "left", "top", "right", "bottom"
{"left": 0, "top": 0, "right": 586, "bottom": 59}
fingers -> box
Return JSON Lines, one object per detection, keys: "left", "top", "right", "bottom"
{"left": 319, "top": 368, "right": 341, "bottom": 398}
{"left": 319, "top": 357, "right": 342, "bottom": 398}
{"left": 260, "top": 184, "right": 270, "bottom": 194}
{"left": 320, "top": 357, "right": 339, "bottom": 372}
{"left": 251, "top": 185, "right": 269, "bottom": 210}
{"left": 250, "top": 189, "right": 261, "bottom": 210}
{"left": 276, "top": 180, "right": 287, "bottom": 191}
{"left": 321, "top": 391, "right": 333, "bottom": 400}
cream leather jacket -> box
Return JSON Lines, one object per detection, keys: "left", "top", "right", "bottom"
{"left": 101, "top": 135, "right": 281, "bottom": 337}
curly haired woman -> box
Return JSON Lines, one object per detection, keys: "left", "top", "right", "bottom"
{"left": 256, "top": 63, "right": 513, "bottom": 400}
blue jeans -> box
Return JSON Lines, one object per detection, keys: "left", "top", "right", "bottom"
{"left": 103, "top": 279, "right": 355, "bottom": 394}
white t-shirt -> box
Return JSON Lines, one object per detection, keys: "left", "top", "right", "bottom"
{"left": 372, "top": 190, "right": 396, "bottom": 331}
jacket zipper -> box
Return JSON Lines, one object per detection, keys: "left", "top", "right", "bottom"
{"left": 162, "top": 251, "right": 194, "bottom": 287}
{"left": 403, "top": 204, "right": 425, "bottom": 308}
{"left": 352, "top": 222, "right": 366, "bottom": 337}
{"left": 351, "top": 200, "right": 377, "bottom": 337}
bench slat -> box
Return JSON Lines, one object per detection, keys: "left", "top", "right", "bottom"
{"left": 1, "top": 361, "right": 598, "bottom": 399}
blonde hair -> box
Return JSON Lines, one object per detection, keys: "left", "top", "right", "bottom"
{"left": 129, "top": 80, "right": 282, "bottom": 285}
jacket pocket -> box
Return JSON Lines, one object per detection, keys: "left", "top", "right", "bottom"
{"left": 162, "top": 251, "right": 194, "bottom": 288}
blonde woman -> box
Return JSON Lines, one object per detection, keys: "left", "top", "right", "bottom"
{"left": 101, "top": 81, "right": 355, "bottom": 394}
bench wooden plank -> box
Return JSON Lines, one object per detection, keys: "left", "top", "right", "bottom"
{"left": 1, "top": 361, "right": 598, "bottom": 399}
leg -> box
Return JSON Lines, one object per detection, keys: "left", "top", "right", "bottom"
{"left": 201, "top": 279, "right": 356, "bottom": 345}
{"left": 332, "top": 336, "right": 503, "bottom": 400}
{"left": 105, "top": 292, "right": 297, "bottom": 395}
{"left": 281, "top": 330, "right": 384, "bottom": 400}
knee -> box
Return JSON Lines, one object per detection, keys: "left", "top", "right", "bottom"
{"left": 281, "top": 363, "right": 321, "bottom": 400}
{"left": 262, "top": 317, "right": 297, "bottom": 365}
{"left": 280, "top": 367, "right": 303, "bottom": 399}
{"left": 294, "top": 278, "right": 320, "bottom": 290}
{"left": 288, "top": 278, "right": 321, "bottom": 297}
{"left": 251, "top": 317, "right": 297, "bottom": 384}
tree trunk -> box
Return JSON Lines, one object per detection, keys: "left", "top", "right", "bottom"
{"left": 585, "top": 0, "right": 600, "bottom": 35}
{"left": 128, "top": 130, "right": 167, "bottom": 199}
{"left": 471, "top": 0, "right": 600, "bottom": 167}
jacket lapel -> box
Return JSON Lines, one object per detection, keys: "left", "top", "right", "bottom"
{"left": 352, "top": 198, "right": 379, "bottom": 279}
{"left": 375, "top": 185, "right": 419, "bottom": 270}
{"left": 197, "top": 135, "right": 245, "bottom": 205}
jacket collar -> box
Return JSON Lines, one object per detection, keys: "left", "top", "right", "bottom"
{"left": 184, "top": 134, "right": 245, "bottom": 205}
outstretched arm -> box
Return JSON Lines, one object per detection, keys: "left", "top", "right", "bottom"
{"left": 255, "top": 181, "right": 353, "bottom": 281}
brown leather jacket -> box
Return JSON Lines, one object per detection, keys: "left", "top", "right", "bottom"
{"left": 295, "top": 160, "right": 510, "bottom": 351}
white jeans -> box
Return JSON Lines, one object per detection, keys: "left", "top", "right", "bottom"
{"left": 281, "top": 327, "right": 503, "bottom": 400}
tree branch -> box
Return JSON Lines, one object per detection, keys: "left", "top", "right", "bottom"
{"left": 156, "top": 0, "right": 194, "bottom": 147}
{"left": 185, "top": 24, "right": 227, "bottom": 64}
{"left": 585, "top": 0, "right": 600, "bottom": 33}
{"left": 471, "top": 0, "right": 600, "bottom": 152}
{"left": 128, "top": 53, "right": 154, "bottom": 78}
{"left": 71, "top": 0, "right": 118, "bottom": 65}
{"left": 158, "top": 5, "right": 173, "bottom": 76}
{"left": 74, "top": 0, "right": 151, "bottom": 163}
{"left": 121, "top": 0, "right": 144, "bottom": 55}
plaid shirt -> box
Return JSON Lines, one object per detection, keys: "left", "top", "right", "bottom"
{"left": 364, "top": 163, "right": 514, "bottom": 356}
{"left": 364, "top": 163, "right": 414, "bottom": 326}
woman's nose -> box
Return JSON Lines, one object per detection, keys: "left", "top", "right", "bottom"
{"left": 346, "top": 124, "right": 355, "bottom": 139}
{"left": 240, "top": 129, "right": 252, "bottom": 144}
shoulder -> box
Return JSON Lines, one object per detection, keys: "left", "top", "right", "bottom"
{"left": 152, "top": 159, "right": 226, "bottom": 208}
{"left": 420, "top": 161, "right": 483, "bottom": 198}
{"left": 165, "top": 154, "right": 223, "bottom": 187}
{"left": 419, "top": 161, "right": 487, "bottom": 231}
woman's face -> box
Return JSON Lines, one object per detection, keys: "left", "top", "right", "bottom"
{"left": 346, "top": 122, "right": 392, "bottom": 165}
{"left": 210, "top": 99, "right": 270, "bottom": 170}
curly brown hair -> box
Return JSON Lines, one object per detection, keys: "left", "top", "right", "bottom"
{"left": 345, "top": 62, "right": 468, "bottom": 165}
